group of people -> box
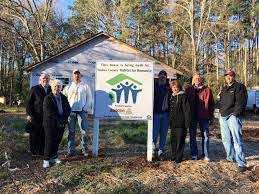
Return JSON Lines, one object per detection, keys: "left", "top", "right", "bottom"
{"left": 153, "top": 69, "right": 247, "bottom": 172}
{"left": 26, "top": 69, "right": 92, "bottom": 168}
{"left": 26, "top": 67, "right": 248, "bottom": 172}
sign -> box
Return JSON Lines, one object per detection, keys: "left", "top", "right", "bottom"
{"left": 93, "top": 61, "right": 154, "bottom": 161}
{"left": 94, "top": 61, "right": 153, "bottom": 120}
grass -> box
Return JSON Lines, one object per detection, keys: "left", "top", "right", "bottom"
{"left": 112, "top": 122, "right": 147, "bottom": 145}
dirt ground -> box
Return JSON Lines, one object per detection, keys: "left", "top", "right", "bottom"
{"left": 0, "top": 111, "right": 258, "bottom": 193}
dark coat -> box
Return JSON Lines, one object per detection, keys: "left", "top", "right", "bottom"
{"left": 43, "top": 93, "right": 71, "bottom": 130}
{"left": 219, "top": 81, "right": 247, "bottom": 117}
{"left": 168, "top": 92, "right": 191, "bottom": 129}
{"left": 153, "top": 81, "right": 170, "bottom": 113}
{"left": 26, "top": 84, "right": 51, "bottom": 124}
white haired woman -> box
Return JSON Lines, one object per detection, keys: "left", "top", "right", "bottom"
{"left": 42, "top": 79, "right": 71, "bottom": 168}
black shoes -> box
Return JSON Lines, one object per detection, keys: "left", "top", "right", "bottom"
{"left": 238, "top": 166, "right": 247, "bottom": 173}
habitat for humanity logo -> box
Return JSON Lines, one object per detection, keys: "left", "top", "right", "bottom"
{"left": 106, "top": 73, "right": 142, "bottom": 104}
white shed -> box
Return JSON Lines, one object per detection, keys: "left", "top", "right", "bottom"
{"left": 26, "top": 33, "right": 183, "bottom": 112}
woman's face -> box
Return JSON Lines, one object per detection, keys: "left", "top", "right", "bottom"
{"left": 53, "top": 85, "right": 62, "bottom": 94}
{"left": 171, "top": 84, "right": 179, "bottom": 94}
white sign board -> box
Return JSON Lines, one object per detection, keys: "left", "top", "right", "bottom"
{"left": 94, "top": 61, "right": 153, "bottom": 120}
{"left": 93, "top": 61, "right": 154, "bottom": 161}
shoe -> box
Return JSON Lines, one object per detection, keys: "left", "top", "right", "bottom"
{"left": 238, "top": 166, "right": 247, "bottom": 173}
{"left": 158, "top": 149, "right": 163, "bottom": 157}
{"left": 204, "top": 157, "right": 210, "bottom": 162}
{"left": 191, "top": 156, "right": 198, "bottom": 160}
{"left": 53, "top": 158, "right": 61, "bottom": 164}
{"left": 43, "top": 160, "right": 50, "bottom": 168}
{"left": 83, "top": 152, "right": 89, "bottom": 158}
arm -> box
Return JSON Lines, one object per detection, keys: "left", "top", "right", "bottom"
{"left": 43, "top": 96, "right": 58, "bottom": 120}
{"left": 85, "top": 84, "right": 93, "bottom": 112}
{"left": 62, "top": 95, "right": 71, "bottom": 120}
{"left": 233, "top": 84, "right": 247, "bottom": 116}
{"left": 208, "top": 88, "right": 215, "bottom": 119}
{"left": 182, "top": 95, "right": 191, "bottom": 129}
{"left": 26, "top": 87, "right": 35, "bottom": 118}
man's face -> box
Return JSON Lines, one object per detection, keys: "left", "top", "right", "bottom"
{"left": 225, "top": 75, "right": 235, "bottom": 85}
{"left": 158, "top": 74, "right": 167, "bottom": 84}
{"left": 40, "top": 75, "right": 50, "bottom": 87}
{"left": 73, "top": 72, "right": 81, "bottom": 83}
{"left": 193, "top": 74, "right": 201, "bottom": 86}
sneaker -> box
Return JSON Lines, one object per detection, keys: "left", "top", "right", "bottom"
{"left": 238, "top": 166, "right": 247, "bottom": 173}
{"left": 204, "top": 157, "right": 210, "bottom": 162}
{"left": 158, "top": 149, "right": 163, "bottom": 157}
{"left": 43, "top": 160, "right": 50, "bottom": 168}
{"left": 191, "top": 156, "right": 198, "bottom": 160}
{"left": 83, "top": 152, "right": 89, "bottom": 158}
{"left": 53, "top": 158, "right": 61, "bottom": 164}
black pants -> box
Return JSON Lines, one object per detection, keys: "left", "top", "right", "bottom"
{"left": 29, "top": 124, "right": 45, "bottom": 156}
{"left": 171, "top": 128, "right": 187, "bottom": 163}
{"left": 44, "top": 125, "right": 64, "bottom": 160}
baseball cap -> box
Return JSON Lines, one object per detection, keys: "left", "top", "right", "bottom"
{"left": 73, "top": 69, "right": 80, "bottom": 74}
{"left": 158, "top": 70, "right": 167, "bottom": 77}
{"left": 224, "top": 69, "right": 236, "bottom": 77}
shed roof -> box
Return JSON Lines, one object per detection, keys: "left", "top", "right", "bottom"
{"left": 26, "top": 32, "right": 183, "bottom": 76}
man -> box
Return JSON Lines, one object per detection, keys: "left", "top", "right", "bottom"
{"left": 26, "top": 73, "right": 51, "bottom": 157}
{"left": 63, "top": 69, "right": 92, "bottom": 157}
{"left": 153, "top": 70, "right": 170, "bottom": 158}
{"left": 186, "top": 73, "right": 214, "bottom": 161}
{"left": 219, "top": 69, "right": 247, "bottom": 172}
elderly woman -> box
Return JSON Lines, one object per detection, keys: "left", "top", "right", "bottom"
{"left": 169, "top": 80, "right": 191, "bottom": 164}
{"left": 43, "top": 79, "right": 71, "bottom": 168}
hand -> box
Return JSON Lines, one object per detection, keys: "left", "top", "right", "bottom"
{"left": 209, "top": 117, "right": 214, "bottom": 125}
{"left": 26, "top": 116, "right": 32, "bottom": 122}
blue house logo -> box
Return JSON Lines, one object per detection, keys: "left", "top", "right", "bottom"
{"left": 106, "top": 74, "right": 143, "bottom": 104}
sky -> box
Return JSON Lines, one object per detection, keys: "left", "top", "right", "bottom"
{"left": 55, "top": 0, "right": 74, "bottom": 18}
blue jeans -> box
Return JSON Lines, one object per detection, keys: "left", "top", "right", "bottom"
{"left": 219, "top": 115, "right": 246, "bottom": 167}
{"left": 67, "top": 111, "right": 88, "bottom": 154}
{"left": 189, "top": 119, "right": 210, "bottom": 158}
{"left": 153, "top": 112, "right": 169, "bottom": 151}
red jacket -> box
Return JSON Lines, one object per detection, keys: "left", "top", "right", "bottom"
{"left": 186, "top": 85, "right": 215, "bottom": 119}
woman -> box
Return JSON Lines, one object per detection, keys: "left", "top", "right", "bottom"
{"left": 169, "top": 80, "right": 191, "bottom": 163}
{"left": 185, "top": 73, "right": 214, "bottom": 161}
{"left": 43, "top": 79, "right": 71, "bottom": 168}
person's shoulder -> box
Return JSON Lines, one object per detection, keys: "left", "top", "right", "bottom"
{"left": 31, "top": 84, "right": 40, "bottom": 90}
{"left": 234, "top": 81, "right": 246, "bottom": 90}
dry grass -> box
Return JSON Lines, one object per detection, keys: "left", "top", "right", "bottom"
{"left": 0, "top": 111, "right": 258, "bottom": 193}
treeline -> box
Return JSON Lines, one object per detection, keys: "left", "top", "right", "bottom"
{"left": 0, "top": 0, "right": 258, "bottom": 105}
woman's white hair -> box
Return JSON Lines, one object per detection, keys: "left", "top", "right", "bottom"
{"left": 49, "top": 79, "right": 63, "bottom": 91}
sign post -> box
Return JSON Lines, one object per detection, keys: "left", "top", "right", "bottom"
{"left": 93, "top": 61, "right": 154, "bottom": 161}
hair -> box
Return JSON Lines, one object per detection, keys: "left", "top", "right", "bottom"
{"left": 49, "top": 79, "right": 63, "bottom": 91}
{"left": 39, "top": 73, "right": 50, "bottom": 84}
{"left": 170, "top": 80, "right": 182, "bottom": 91}
{"left": 191, "top": 72, "right": 205, "bottom": 85}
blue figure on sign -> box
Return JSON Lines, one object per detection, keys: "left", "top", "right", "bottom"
{"left": 131, "top": 85, "right": 142, "bottom": 104}
{"left": 111, "top": 85, "right": 124, "bottom": 103}
{"left": 120, "top": 82, "right": 133, "bottom": 103}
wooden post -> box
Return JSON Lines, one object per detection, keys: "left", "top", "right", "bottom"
{"left": 92, "top": 118, "right": 100, "bottom": 157}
